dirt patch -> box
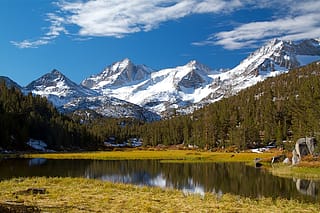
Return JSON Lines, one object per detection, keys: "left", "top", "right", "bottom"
{"left": 15, "top": 188, "right": 47, "bottom": 195}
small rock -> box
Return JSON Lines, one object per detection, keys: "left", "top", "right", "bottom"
{"left": 283, "top": 157, "right": 290, "bottom": 164}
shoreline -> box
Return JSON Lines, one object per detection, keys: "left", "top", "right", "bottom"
{"left": 2, "top": 149, "right": 320, "bottom": 179}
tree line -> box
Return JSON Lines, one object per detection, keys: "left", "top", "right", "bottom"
{"left": 0, "top": 81, "right": 100, "bottom": 151}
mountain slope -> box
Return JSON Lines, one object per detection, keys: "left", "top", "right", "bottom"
{"left": 59, "top": 96, "right": 161, "bottom": 122}
{"left": 24, "top": 69, "right": 159, "bottom": 121}
{"left": 122, "top": 61, "right": 320, "bottom": 149}
{"left": 0, "top": 76, "right": 22, "bottom": 90}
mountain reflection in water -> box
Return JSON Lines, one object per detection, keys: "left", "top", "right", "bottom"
{"left": 0, "top": 158, "right": 318, "bottom": 202}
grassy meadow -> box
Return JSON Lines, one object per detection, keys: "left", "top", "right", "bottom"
{"left": 0, "top": 177, "right": 319, "bottom": 213}
{"left": 23, "top": 149, "right": 277, "bottom": 162}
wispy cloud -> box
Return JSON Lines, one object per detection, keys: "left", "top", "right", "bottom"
{"left": 12, "top": 0, "right": 242, "bottom": 48}
{"left": 11, "top": 39, "right": 51, "bottom": 49}
{"left": 194, "top": 0, "right": 320, "bottom": 49}
{"left": 11, "top": 0, "right": 320, "bottom": 49}
{"left": 11, "top": 10, "right": 68, "bottom": 48}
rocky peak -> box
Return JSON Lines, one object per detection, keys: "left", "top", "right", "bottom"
{"left": 82, "top": 58, "right": 153, "bottom": 89}
{"left": 186, "top": 60, "right": 212, "bottom": 74}
{"left": 104, "top": 58, "right": 133, "bottom": 77}
{"left": 26, "top": 69, "right": 70, "bottom": 90}
{"left": 175, "top": 61, "right": 213, "bottom": 90}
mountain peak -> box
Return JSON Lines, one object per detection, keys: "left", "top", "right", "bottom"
{"left": 111, "top": 58, "right": 133, "bottom": 71}
{"left": 50, "top": 69, "right": 63, "bottom": 75}
{"left": 185, "top": 60, "right": 212, "bottom": 74}
{"left": 82, "top": 59, "right": 153, "bottom": 89}
{"left": 26, "top": 69, "right": 97, "bottom": 106}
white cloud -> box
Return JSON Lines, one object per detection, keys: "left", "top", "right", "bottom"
{"left": 57, "top": 0, "right": 243, "bottom": 37}
{"left": 11, "top": 12, "right": 68, "bottom": 48}
{"left": 10, "top": 39, "right": 51, "bottom": 49}
{"left": 11, "top": 0, "right": 320, "bottom": 49}
{"left": 194, "top": 0, "right": 320, "bottom": 49}
{"left": 12, "top": 0, "right": 243, "bottom": 47}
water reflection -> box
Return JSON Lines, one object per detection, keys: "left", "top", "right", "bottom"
{"left": 28, "top": 158, "right": 47, "bottom": 166}
{"left": 0, "top": 158, "right": 319, "bottom": 202}
{"left": 294, "top": 178, "right": 318, "bottom": 197}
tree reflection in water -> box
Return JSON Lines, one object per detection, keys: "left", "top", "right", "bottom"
{"left": 0, "top": 158, "right": 318, "bottom": 202}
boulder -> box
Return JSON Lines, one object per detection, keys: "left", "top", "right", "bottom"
{"left": 295, "top": 137, "right": 316, "bottom": 158}
{"left": 292, "top": 137, "right": 316, "bottom": 165}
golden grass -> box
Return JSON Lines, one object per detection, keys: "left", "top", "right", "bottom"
{"left": 270, "top": 164, "right": 320, "bottom": 180}
{"left": 0, "top": 177, "right": 319, "bottom": 213}
{"left": 23, "top": 150, "right": 276, "bottom": 163}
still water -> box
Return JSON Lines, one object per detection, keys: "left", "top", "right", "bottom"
{"left": 0, "top": 158, "right": 319, "bottom": 202}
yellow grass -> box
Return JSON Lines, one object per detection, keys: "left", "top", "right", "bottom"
{"left": 270, "top": 164, "right": 320, "bottom": 180}
{"left": 0, "top": 177, "right": 319, "bottom": 213}
{"left": 23, "top": 150, "right": 276, "bottom": 163}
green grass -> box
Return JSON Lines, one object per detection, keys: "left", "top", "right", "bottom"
{"left": 0, "top": 177, "right": 319, "bottom": 213}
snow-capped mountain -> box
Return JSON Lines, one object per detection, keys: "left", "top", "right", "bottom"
{"left": 26, "top": 69, "right": 98, "bottom": 107}
{"left": 81, "top": 39, "right": 320, "bottom": 116}
{"left": 24, "top": 69, "right": 159, "bottom": 121}
{"left": 82, "top": 60, "right": 221, "bottom": 114}
{"left": 214, "top": 38, "right": 320, "bottom": 96}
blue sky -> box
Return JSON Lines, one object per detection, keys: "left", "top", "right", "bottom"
{"left": 1, "top": 0, "right": 320, "bottom": 86}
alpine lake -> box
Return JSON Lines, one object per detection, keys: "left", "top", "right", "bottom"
{"left": 0, "top": 157, "right": 319, "bottom": 203}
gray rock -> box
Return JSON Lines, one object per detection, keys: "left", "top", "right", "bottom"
{"left": 283, "top": 157, "right": 290, "bottom": 164}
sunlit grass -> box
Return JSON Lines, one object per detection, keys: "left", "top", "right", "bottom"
{"left": 23, "top": 149, "right": 276, "bottom": 163}
{"left": 270, "top": 164, "right": 320, "bottom": 180}
{"left": 0, "top": 177, "right": 319, "bottom": 213}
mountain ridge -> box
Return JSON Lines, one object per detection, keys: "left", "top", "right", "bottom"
{"left": 3, "top": 38, "right": 320, "bottom": 120}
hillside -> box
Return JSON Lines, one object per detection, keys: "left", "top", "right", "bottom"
{"left": 103, "top": 61, "right": 320, "bottom": 149}
{"left": 0, "top": 80, "right": 100, "bottom": 151}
